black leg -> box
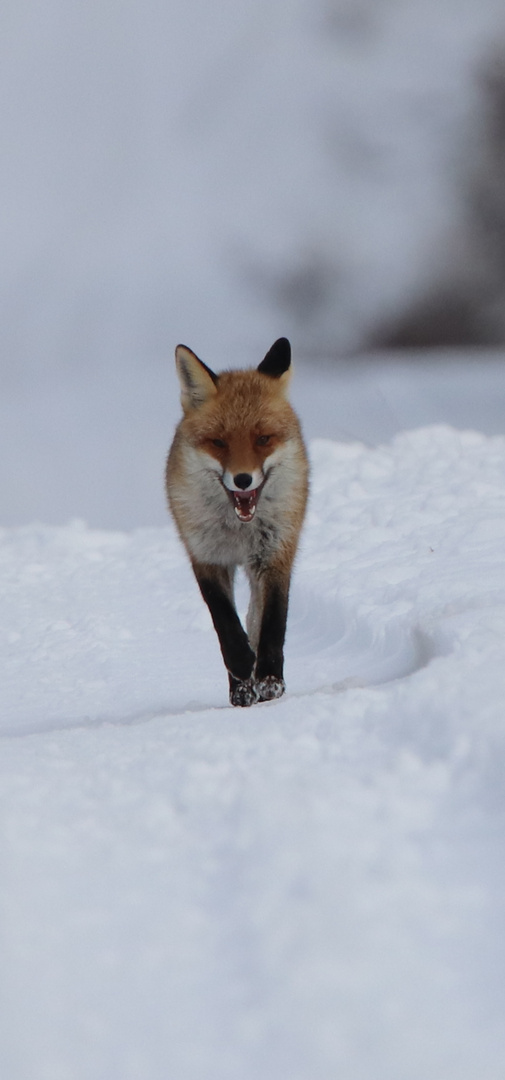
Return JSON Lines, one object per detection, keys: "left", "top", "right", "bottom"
{"left": 254, "top": 580, "right": 289, "bottom": 701}
{"left": 192, "top": 562, "right": 256, "bottom": 705}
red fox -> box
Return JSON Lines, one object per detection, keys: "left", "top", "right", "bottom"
{"left": 166, "top": 337, "right": 309, "bottom": 706}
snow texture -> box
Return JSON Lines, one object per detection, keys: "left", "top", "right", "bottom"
{"left": 2, "top": 426, "right": 505, "bottom": 1079}
{"left": 2, "top": 4, "right": 505, "bottom": 1076}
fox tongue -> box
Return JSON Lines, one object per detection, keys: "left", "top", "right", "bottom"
{"left": 232, "top": 489, "right": 258, "bottom": 523}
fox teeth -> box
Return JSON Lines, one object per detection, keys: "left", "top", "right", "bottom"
{"left": 234, "top": 501, "right": 256, "bottom": 521}
{"left": 232, "top": 489, "right": 258, "bottom": 523}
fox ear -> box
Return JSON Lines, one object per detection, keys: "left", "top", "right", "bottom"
{"left": 257, "top": 337, "right": 291, "bottom": 383}
{"left": 175, "top": 345, "right": 218, "bottom": 413}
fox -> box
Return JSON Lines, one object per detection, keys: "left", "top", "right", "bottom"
{"left": 166, "top": 336, "right": 309, "bottom": 707}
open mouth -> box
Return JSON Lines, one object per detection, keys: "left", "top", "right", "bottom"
{"left": 227, "top": 483, "right": 264, "bottom": 523}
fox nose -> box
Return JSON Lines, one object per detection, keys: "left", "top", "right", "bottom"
{"left": 233, "top": 473, "right": 253, "bottom": 490}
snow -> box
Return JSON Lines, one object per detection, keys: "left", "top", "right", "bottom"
{"left": 5, "top": 346, "right": 505, "bottom": 530}
{"left": 2, "top": 422, "right": 505, "bottom": 1078}
{"left": 3, "top": 2, "right": 505, "bottom": 1075}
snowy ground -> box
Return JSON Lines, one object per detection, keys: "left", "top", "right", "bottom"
{"left": 3, "top": 5, "right": 505, "bottom": 1075}
{"left": 2, "top": 413, "right": 505, "bottom": 1079}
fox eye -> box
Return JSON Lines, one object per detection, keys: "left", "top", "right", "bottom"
{"left": 211, "top": 437, "right": 226, "bottom": 448}
{"left": 256, "top": 434, "right": 271, "bottom": 447}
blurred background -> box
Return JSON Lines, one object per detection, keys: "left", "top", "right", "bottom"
{"left": 2, "top": 0, "right": 505, "bottom": 528}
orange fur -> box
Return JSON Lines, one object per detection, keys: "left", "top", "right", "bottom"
{"left": 166, "top": 338, "right": 308, "bottom": 706}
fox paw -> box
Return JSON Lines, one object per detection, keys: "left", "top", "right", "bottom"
{"left": 256, "top": 676, "right": 285, "bottom": 702}
{"left": 229, "top": 678, "right": 260, "bottom": 708}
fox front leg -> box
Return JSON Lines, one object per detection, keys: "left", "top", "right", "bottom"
{"left": 253, "top": 572, "right": 290, "bottom": 702}
{"left": 192, "top": 562, "right": 259, "bottom": 707}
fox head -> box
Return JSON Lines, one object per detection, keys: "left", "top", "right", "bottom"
{"left": 174, "top": 338, "right": 300, "bottom": 522}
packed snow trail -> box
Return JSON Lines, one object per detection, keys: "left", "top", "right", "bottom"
{"left": 1, "top": 428, "right": 505, "bottom": 1079}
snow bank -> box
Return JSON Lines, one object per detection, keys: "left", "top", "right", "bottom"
{"left": 1, "top": 426, "right": 505, "bottom": 1078}
{"left": 5, "top": 347, "right": 505, "bottom": 530}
